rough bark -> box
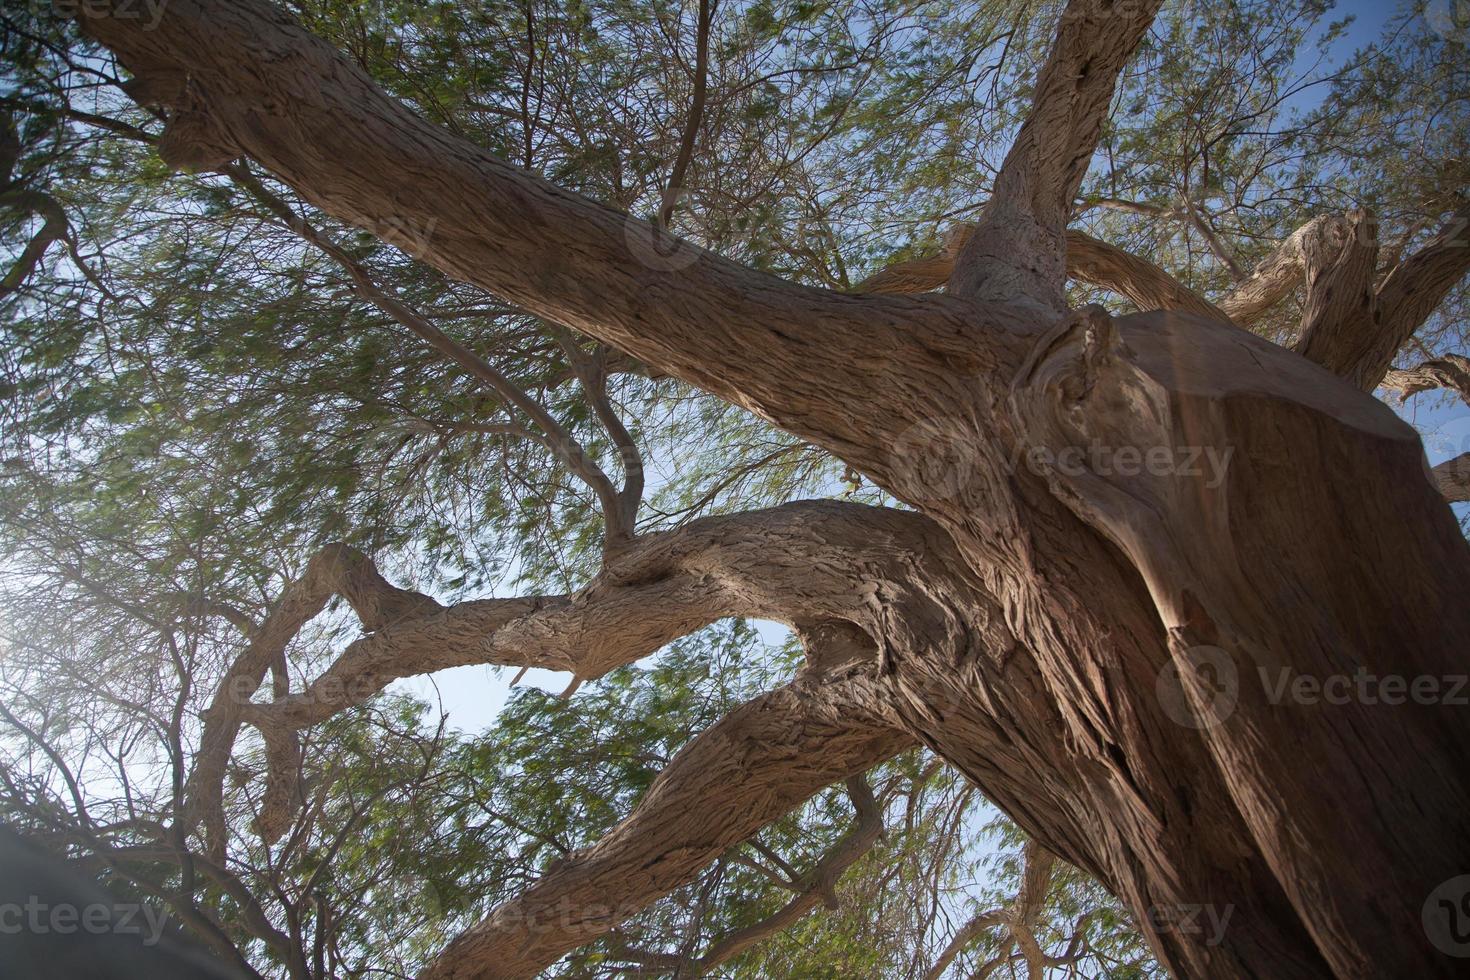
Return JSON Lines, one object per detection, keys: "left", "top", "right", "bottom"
{"left": 857, "top": 224, "right": 1230, "bottom": 322}
{"left": 946, "top": 0, "right": 1164, "bottom": 310}
{"left": 1292, "top": 209, "right": 1380, "bottom": 374}
{"left": 1002, "top": 305, "right": 1470, "bottom": 977}
{"left": 1383, "top": 353, "right": 1470, "bottom": 405}
{"left": 73, "top": 1, "right": 1470, "bottom": 978}
{"left": 1370, "top": 204, "right": 1470, "bottom": 388}
{"left": 1433, "top": 452, "right": 1470, "bottom": 503}
{"left": 213, "top": 500, "right": 982, "bottom": 975}
{"left": 423, "top": 670, "right": 910, "bottom": 979}
{"left": 1216, "top": 214, "right": 1344, "bottom": 325}
{"left": 233, "top": 500, "right": 1005, "bottom": 830}
{"left": 1290, "top": 205, "right": 1470, "bottom": 391}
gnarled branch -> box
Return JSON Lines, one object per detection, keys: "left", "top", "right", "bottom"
{"left": 213, "top": 501, "right": 1005, "bottom": 853}
{"left": 1292, "top": 208, "right": 1380, "bottom": 376}
{"left": 1216, "top": 213, "right": 1345, "bottom": 325}
{"left": 858, "top": 224, "right": 1228, "bottom": 322}
{"left": 948, "top": 0, "right": 1163, "bottom": 309}
{"left": 1382, "top": 352, "right": 1470, "bottom": 406}
{"left": 422, "top": 666, "right": 912, "bottom": 979}
{"left": 1364, "top": 202, "right": 1470, "bottom": 390}
{"left": 186, "top": 543, "right": 438, "bottom": 856}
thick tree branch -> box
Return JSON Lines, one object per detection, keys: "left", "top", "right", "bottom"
{"left": 1361, "top": 202, "right": 1470, "bottom": 389}
{"left": 216, "top": 501, "right": 1004, "bottom": 853}
{"left": 948, "top": 0, "right": 1163, "bottom": 309}
{"left": 924, "top": 908, "right": 1006, "bottom": 980}
{"left": 1223, "top": 204, "right": 1470, "bottom": 392}
{"left": 1216, "top": 213, "right": 1344, "bottom": 325}
{"left": 73, "top": 0, "right": 955, "bottom": 441}
{"left": 1291, "top": 208, "right": 1379, "bottom": 376}
{"left": 422, "top": 667, "right": 912, "bottom": 980}
{"left": 1065, "top": 230, "right": 1228, "bottom": 320}
{"left": 858, "top": 224, "right": 1228, "bottom": 321}
{"left": 1382, "top": 352, "right": 1470, "bottom": 405}
{"left": 243, "top": 501, "right": 975, "bottom": 730}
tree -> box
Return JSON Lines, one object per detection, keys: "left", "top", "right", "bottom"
{"left": 2, "top": 0, "right": 1468, "bottom": 976}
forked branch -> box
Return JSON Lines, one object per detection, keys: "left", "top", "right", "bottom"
{"left": 858, "top": 225, "right": 1228, "bottom": 322}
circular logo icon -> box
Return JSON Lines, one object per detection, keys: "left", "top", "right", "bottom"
{"left": 1424, "top": 875, "right": 1470, "bottom": 957}
{"left": 1425, "top": 1, "right": 1470, "bottom": 44}
{"left": 1430, "top": 412, "right": 1470, "bottom": 463}
{"left": 624, "top": 201, "right": 703, "bottom": 273}
{"left": 1156, "top": 645, "right": 1238, "bottom": 729}
{"left": 887, "top": 418, "right": 982, "bottom": 503}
